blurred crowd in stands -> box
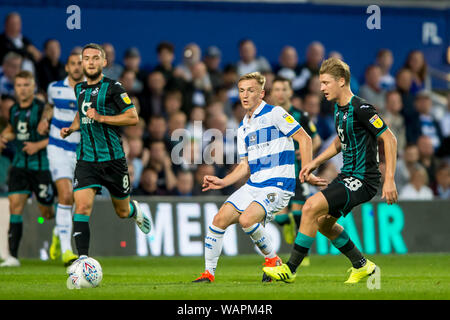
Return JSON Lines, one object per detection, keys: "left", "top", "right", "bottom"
{"left": 0, "top": 12, "right": 449, "bottom": 200}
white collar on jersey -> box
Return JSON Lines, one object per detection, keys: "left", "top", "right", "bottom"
{"left": 243, "top": 100, "right": 266, "bottom": 125}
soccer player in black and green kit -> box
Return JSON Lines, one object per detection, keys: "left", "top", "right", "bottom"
{"left": 270, "top": 77, "right": 321, "bottom": 267}
{"left": 264, "top": 57, "right": 398, "bottom": 284}
{"left": 0, "top": 71, "right": 55, "bottom": 267}
{"left": 60, "top": 43, "right": 150, "bottom": 265}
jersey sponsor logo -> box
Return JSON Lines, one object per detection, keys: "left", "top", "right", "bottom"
{"left": 81, "top": 100, "right": 94, "bottom": 124}
{"left": 343, "top": 177, "right": 363, "bottom": 191}
{"left": 91, "top": 87, "right": 99, "bottom": 96}
{"left": 16, "top": 120, "right": 29, "bottom": 140}
{"left": 369, "top": 114, "right": 383, "bottom": 129}
{"left": 120, "top": 92, "right": 131, "bottom": 104}
{"left": 360, "top": 104, "right": 371, "bottom": 109}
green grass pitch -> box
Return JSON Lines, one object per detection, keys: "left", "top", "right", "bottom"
{"left": 0, "top": 254, "right": 449, "bottom": 300}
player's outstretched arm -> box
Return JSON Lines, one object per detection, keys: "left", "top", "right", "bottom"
{"left": 61, "top": 112, "right": 80, "bottom": 138}
{"left": 300, "top": 135, "right": 341, "bottom": 183}
{"left": 202, "top": 158, "right": 250, "bottom": 192}
{"left": 378, "top": 128, "right": 398, "bottom": 205}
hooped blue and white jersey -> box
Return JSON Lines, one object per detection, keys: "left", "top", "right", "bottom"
{"left": 47, "top": 77, "right": 80, "bottom": 152}
{"left": 237, "top": 101, "right": 302, "bottom": 193}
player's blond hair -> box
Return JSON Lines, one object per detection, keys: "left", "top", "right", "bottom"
{"left": 238, "top": 72, "right": 266, "bottom": 90}
{"left": 319, "top": 57, "right": 351, "bottom": 86}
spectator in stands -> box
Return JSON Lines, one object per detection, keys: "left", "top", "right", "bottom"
{"left": 144, "top": 114, "right": 171, "bottom": 152}
{"left": 0, "top": 12, "right": 41, "bottom": 73}
{"left": 433, "top": 163, "right": 450, "bottom": 199}
{"left": 126, "top": 136, "right": 145, "bottom": 189}
{"left": 376, "top": 49, "right": 395, "bottom": 90}
{"left": 293, "top": 41, "right": 325, "bottom": 95}
{"left": 395, "top": 68, "right": 416, "bottom": 141}
{"left": 382, "top": 90, "right": 406, "bottom": 155}
{"left": 36, "top": 39, "right": 65, "bottom": 92}
{"left": 123, "top": 46, "right": 145, "bottom": 93}
{"left": 173, "top": 170, "right": 194, "bottom": 196}
{"left": 187, "top": 61, "right": 213, "bottom": 108}
{"left": 410, "top": 90, "right": 443, "bottom": 151}
{"left": 186, "top": 105, "right": 205, "bottom": 142}
{"left": 438, "top": 93, "right": 450, "bottom": 158}
{"left": 119, "top": 69, "right": 138, "bottom": 96}
{"left": 236, "top": 39, "right": 271, "bottom": 76}
{"left": 417, "top": 135, "right": 439, "bottom": 187}
{"left": 220, "top": 64, "right": 239, "bottom": 107}
{"left": 139, "top": 70, "right": 166, "bottom": 121}
{"left": 174, "top": 42, "right": 201, "bottom": 82}
{"left": 399, "top": 164, "right": 434, "bottom": 200}
{"left": 204, "top": 46, "right": 223, "bottom": 91}
{"left": 0, "top": 51, "right": 22, "bottom": 97}
{"left": 359, "top": 64, "right": 386, "bottom": 112}
{"left": 404, "top": 50, "right": 431, "bottom": 95}
{"left": 276, "top": 45, "right": 300, "bottom": 83}
{"left": 395, "top": 143, "right": 420, "bottom": 191}
{"left": 153, "top": 41, "right": 176, "bottom": 86}
{"left": 147, "top": 140, "right": 177, "bottom": 193}
{"left": 192, "top": 164, "right": 222, "bottom": 195}
{"left": 102, "top": 43, "right": 123, "bottom": 80}
{"left": 167, "top": 111, "right": 187, "bottom": 151}
{"left": 163, "top": 89, "right": 183, "bottom": 118}
{"left": 228, "top": 100, "right": 246, "bottom": 131}
{"left": 133, "top": 167, "right": 167, "bottom": 196}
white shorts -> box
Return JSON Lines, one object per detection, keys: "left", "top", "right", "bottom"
{"left": 225, "top": 183, "right": 293, "bottom": 224}
{"left": 47, "top": 144, "right": 77, "bottom": 182}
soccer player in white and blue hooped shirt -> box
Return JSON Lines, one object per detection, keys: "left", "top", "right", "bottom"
{"left": 193, "top": 72, "right": 326, "bottom": 283}
{"left": 37, "top": 52, "right": 84, "bottom": 266}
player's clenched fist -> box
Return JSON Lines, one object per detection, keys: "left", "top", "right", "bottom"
{"left": 60, "top": 127, "right": 73, "bottom": 138}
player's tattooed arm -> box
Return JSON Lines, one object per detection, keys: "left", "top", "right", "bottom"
{"left": 37, "top": 103, "right": 54, "bottom": 135}
{"left": 0, "top": 124, "right": 15, "bottom": 151}
{"left": 61, "top": 112, "right": 80, "bottom": 138}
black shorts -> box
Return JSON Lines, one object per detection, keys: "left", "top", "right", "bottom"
{"left": 290, "top": 179, "right": 310, "bottom": 205}
{"left": 8, "top": 167, "right": 55, "bottom": 206}
{"left": 321, "top": 174, "right": 378, "bottom": 218}
{"left": 73, "top": 158, "right": 131, "bottom": 199}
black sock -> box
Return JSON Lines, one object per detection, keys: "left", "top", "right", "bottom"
{"left": 337, "top": 239, "right": 367, "bottom": 269}
{"left": 286, "top": 244, "right": 309, "bottom": 273}
{"left": 8, "top": 222, "right": 23, "bottom": 258}
{"left": 73, "top": 220, "right": 90, "bottom": 256}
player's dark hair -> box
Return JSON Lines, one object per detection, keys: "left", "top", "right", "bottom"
{"left": 272, "top": 76, "right": 292, "bottom": 89}
{"left": 82, "top": 43, "right": 106, "bottom": 58}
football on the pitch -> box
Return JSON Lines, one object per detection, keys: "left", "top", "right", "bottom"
{"left": 66, "top": 257, "right": 103, "bottom": 289}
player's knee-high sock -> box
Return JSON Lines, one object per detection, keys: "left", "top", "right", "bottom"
{"left": 331, "top": 229, "right": 366, "bottom": 268}
{"left": 73, "top": 214, "right": 90, "bottom": 256}
{"left": 128, "top": 201, "right": 136, "bottom": 218}
{"left": 204, "top": 225, "right": 225, "bottom": 276}
{"left": 8, "top": 214, "right": 23, "bottom": 258}
{"left": 242, "top": 223, "right": 276, "bottom": 258}
{"left": 56, "top": 204, "right": 73, "bottom": 253}
{"left": 274, "top": 214, "right": 290, "bottom": 225}
{"left": 286, "top": 232, "right": 315, "bottom": 273}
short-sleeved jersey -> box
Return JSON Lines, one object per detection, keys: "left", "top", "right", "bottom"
{"left": 334, "top": 95, "right": 388, "bottom": 182}
{"left": 47, "top": 77, "right": 80, "bottom": 153}
{"left": 9, "top": 98, "right": 49, "bottom": 170}
{"left": 74, "top": 76, "right": 135, "bottom": 162}
{"left": 237, "top": 101, "right": 302, "bottom": 193}
{"left": 289, "top": 106, "right": 317, "bottom": 176}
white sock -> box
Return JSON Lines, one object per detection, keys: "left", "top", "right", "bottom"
{"left": 204, "top": 225, "right": 225, "bottom": 276}
{"left": 56, "top": 204, "right": 73, "bottom": 253}
{"left": 243, "top": 223, "right": 276, "bottom": 258}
